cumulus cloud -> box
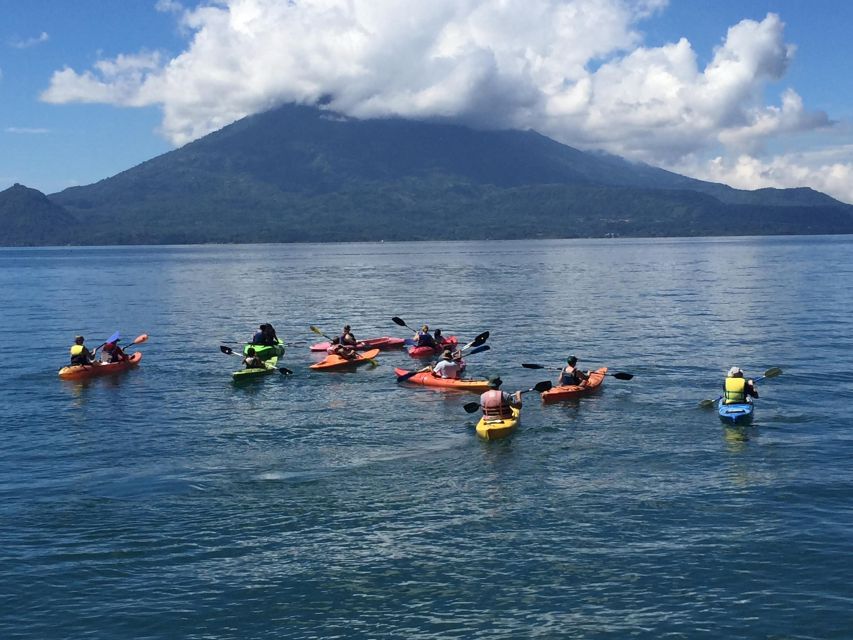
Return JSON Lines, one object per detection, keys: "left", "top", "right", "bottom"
{"left": 39, "top": 0, "right": 853, "bottom": 202}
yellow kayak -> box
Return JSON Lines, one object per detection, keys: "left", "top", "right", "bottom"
{"left": 475, "top": 406, "right": 520, "bottom": 440}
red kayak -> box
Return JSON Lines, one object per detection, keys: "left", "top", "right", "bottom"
{"left": 309, "top": 337, "right": 405, "bottom": 352}
{"left": 541, "top": 367, "right": 606, "bottom": 404}
{"left": 407, "top": 336, "right": 458, "bottom": 358}
{"left": 58, "top": 352, "right": 143, "bottom": 380}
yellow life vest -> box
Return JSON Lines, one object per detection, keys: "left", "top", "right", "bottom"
{"left": 724, "top": 377, "right": 746, "bottom": 404}
{"left": 70, "top": 344, "right": 84, "bottom": 356}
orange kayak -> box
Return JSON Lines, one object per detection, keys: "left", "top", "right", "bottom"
{"left": 541, "top": 367, "right": 606, "bottom": 403}
{"left": 309, "top": 348, "right": 380, "bottom": 371}
{"left": 58, "top": 352, "right": 143, "bottom": 380}
{"left": 394, "top": 367, "right": 491, "bottom": 392}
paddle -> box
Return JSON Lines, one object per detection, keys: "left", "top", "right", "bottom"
{"left": 396, "top": 344, "right": 492, "bottom": 383}
{"left": 699, "top": 367, "right": 783, "bottom": 408}
{"left": 463, "top": 380, "right": 553, "bottom": 413}
{"left": 92, "top": 330, "right": 121, "bottom": 354}
{"left": 309, "top": 325, "right": 335, "bottom": 341}
{"left": 219, "top": 345, "right": 293, "bottom": 375}
{"left": 459, "top": 331, "right": 489, "bottom": 352}
{"left": 520, "top": 363, "right": 634, "bottom": 380}
{"left": 391, "top": 316, "right": 417, "bottom": 332}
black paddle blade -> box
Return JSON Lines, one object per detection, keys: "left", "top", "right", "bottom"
{"left": 220, "top": 345, "right": 235, "bottom": 355}
{"left": 698, "top": 398, "right": 717, "bottom": 408}
{"left": 279, "top": 368, "right": 293, "bottom": 375}
{"left": 764, "top": 367, "right": 783, "bottom": 379}
{"left": 471, "top": 331, "right": 489, "bottom": 347}
{"left": 466, "top": 345, "right": 490, "bottom": 356}
{"left": 391, "top": 317, "right": 407, "bottom": 327}
{"left": 521, "top": 363, "right": 545, "bottom": 369}
{"left": 612, "top": 372, "right": 633, "bottom": 380}
{"left": 463, "top": 401, "right": 481, "bottom": 413}
{"left": 533, "top": 380, "right": 552, "bottom": 393}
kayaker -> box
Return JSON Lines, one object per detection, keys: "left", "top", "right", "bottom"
{"left": 559, "top": 355, "right": 589, "bottom": 386}
{"left": 432, "top": 349, "right": 462, "bottom": 379}
{"left": 102, "top": 340, "right": 128, "bottom": 363}
{"left": 242, "top": 347, "right": 267, "bottom": 369}
{"left": 329, "top": 337, "right": 358, "bottom": 360}
{"left": 723, "top": 367, "right": 759, "bottom": 404}
{"left": 414, "top": 325, "right": 437, "bottom": 350}
{"left": 340, "top": 325, "right": 357, "bottom": 346}
{"left": 479, "top": 377, "right": 522, "bottom": 418}
{"left": 69, "top": 336, "right": 96, "bottom": 366}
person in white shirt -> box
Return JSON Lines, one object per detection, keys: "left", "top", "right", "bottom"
{"left": 432, "top": 349, "right": 462, "bottom": 379}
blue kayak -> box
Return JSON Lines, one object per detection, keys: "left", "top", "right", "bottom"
{"left": 718, "top": 401, "right": 754, "bottom": 425}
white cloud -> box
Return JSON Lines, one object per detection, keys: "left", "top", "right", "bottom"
{"left": 38, "top": 0, "right": 853, "bottom": 203}
{"left": 5, "top": 127, "right": 50, "bottom": 134}
{"left": 8, "top": 32, "right": 49, "bottom": 49}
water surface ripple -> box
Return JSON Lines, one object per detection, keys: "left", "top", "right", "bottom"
{"left": 1, "top": 236, "right": 852, "bottom": 639}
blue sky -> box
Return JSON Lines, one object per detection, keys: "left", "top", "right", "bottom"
{"left": 2, "top": 0, "right": 852, "bottom": 203}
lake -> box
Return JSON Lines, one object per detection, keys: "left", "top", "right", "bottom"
{"left": 2, "top": 236, "right": 852, "bottom": 639}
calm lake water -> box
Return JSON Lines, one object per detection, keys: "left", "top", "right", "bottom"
{"left": 2, "top": 236, "right": 852, "bottom": 639}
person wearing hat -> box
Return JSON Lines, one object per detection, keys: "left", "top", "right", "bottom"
{"left": 479, "top": 376, "right": 522, "bottom": 418}
{"left": 558, "top": 355, "right": 589, "bottom": 387}
{"left": 340, "top": 325, "right": 358, "bottom": 347}
{"left": 101, "top": 339, "right": 128, "bottom": 363}
{"left": 432, "top": 349, "right": 462, "bottom": 379}
{"left": 69, "top": 336, "right": 96, "bottom": 366}
{"left": 723, "top": 367, "right": 759, "bottom": 404}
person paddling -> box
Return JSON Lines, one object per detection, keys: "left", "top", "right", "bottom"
{"left": 102, "top": 339, "right": 128, "bottom": 363}
{"left": 432, "top": 349, "right": 462, "bottom": 380}
{"left": 414, "top": 324, "right": 438, "bottom": 350}
{"left": 329, "top": 337, "right": 358, "bottom": 360}
{"left": 242, "top": 347, "right": 266, "bottom": 369}
{"left": 723, "top": 366, "right": 759, "bottom": 404}
{"left": 479, "top": 376, "right": 522, "bottom": 418}
{"left": 340, "top": 325, "right": 357, "bottom": 347}
{"left": 558, "top": 355, "right": 589, "bottom": 386}
{"left": 69, "top": 336, "right": 96, "bottom": 366}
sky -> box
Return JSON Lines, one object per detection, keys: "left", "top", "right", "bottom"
{"left": 2, "top": 0, "right": 852, "bottom": 203}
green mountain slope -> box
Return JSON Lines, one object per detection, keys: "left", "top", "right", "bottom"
{"left": 2, "top": 103, "right": 852, "bottom": 245}
{"left": 0, "top": 184, "right": 78, "bottom": 245}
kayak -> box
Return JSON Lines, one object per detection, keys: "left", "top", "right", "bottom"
{"left": 232, "top": 354, "right": 281, "bottom": 381}
{"left": 58, "top": 352, "right": 143, "bottom": 380}
{"left": 718, "top": 401, "right": 755, "bottom": 425}
{"left": 394, "top": 367, "right": 490, "bottom": 392}
{"left": 407, "top": 336, "right": 459, "bottom": 358}
{"left": 310, "top": 348, "right": 380, "bottom": 371}
{"left": 476, "top": 406, "right": 521, "bottom": 440}
{"left": 243, "top": 339, "right": 285, "bottom": 361}
{"left": 310, "top": 337, "right": 405, "bottom": 352}
{"left": 541, "top": 367, "right": 607, "bottom": 404}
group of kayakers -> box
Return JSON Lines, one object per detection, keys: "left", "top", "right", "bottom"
{"left": 64, "top": 319, "right": 770, "bottom": 430}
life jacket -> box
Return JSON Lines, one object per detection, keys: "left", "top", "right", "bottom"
{"left": 560, "top": 365, "right": 581, "bottom": 386}
{"left": 724, "top": 377, "right": 747, "bottom": 404}
{"left": 70, "top": 344, "right": 85, "bottom": 365}
{"left": 416, "top": 331, "right": 436, "bottom": 348}
{"left": 481, "top": 390, "right": 511, "bottom": 417}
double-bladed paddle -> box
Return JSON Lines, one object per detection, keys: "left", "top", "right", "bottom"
{"left": 520, "top": 363, "right": 634, "bottom": 380}
{"left": 463, "top": 380, "right": 553, "bottom": 413}
{"left": 396, "top": 344, "right": 491, "bottom": 383}
{"left": 699, "top": 367, "right": 782, "bottom": 408}
{"left": 219, "top": 344, "right": 293, "bottom": 375}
